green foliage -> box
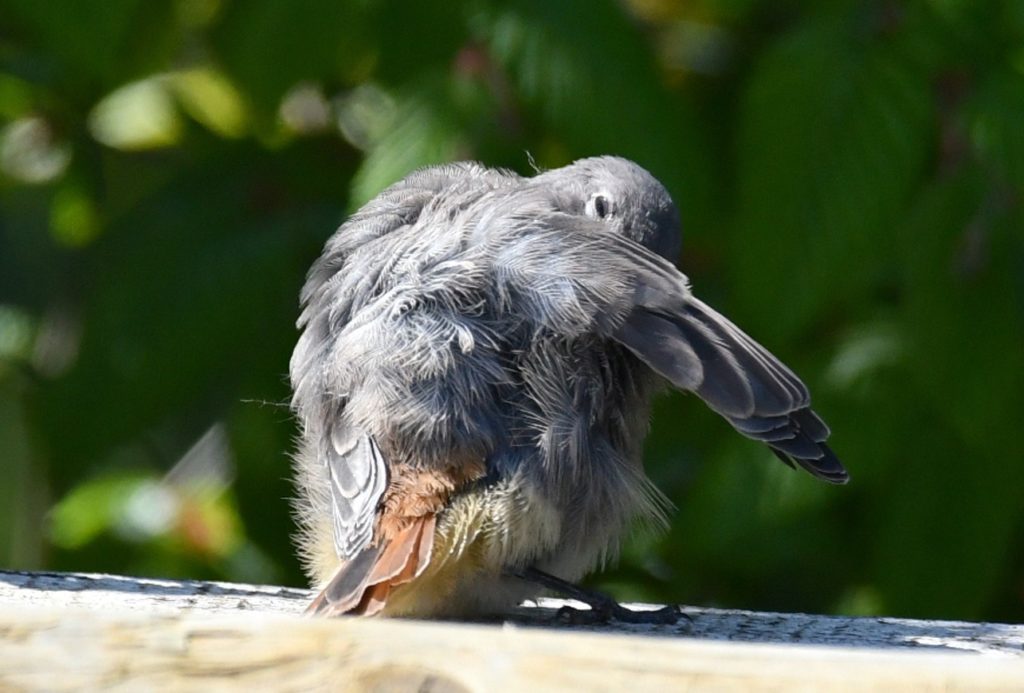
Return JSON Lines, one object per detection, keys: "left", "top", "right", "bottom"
{"left": 734, "top": 11, "right": 933, "bottom": 338}
{"left": 1, "top": 0, "right": 1023, "bottom": 621}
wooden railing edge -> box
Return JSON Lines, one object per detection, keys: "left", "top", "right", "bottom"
{"left": 1, "top": 569, "right": 1021, "bottom": 691}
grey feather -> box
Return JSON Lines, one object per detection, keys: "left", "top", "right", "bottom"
{"left": 290, "top": 155, "right": 847, "bottom": 600}
{"left": 326, "top": 426, "right": 387, "bottom": 559}
{"left": 615, "top": 292, "right": 846, "bottom": 483}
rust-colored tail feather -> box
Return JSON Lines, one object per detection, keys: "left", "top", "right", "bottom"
{"left": 306, "top": 514, "right": 436, "bottom": 617}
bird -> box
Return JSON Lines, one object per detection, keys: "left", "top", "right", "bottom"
{"left": 289, "top": 156, "right": 847, "bottom": 620}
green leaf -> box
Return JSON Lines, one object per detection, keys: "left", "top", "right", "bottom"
{"left": 212, "top": 0, "right": 373, "bottom": 113}
{"left": 36, "top": 151, "right": 333, "bottom": 471}
{"left": 733, "top": 14, "right": 933, "bottom": 338}
{"left": 474, "top": 0, "right": 714, "bottom": 229}
{"left": 49, "top": 472, "right": 153, "bottom": 549}
{"left": 900, "top": 169, "right": 1024, "bottom": 455}
{"left": 968, "top": 68, "right": 1024, "bottom": 190}
{"left": 369, "top": 0, "right": 469, "bottom": 85}
{"left": 872, "top": 167, "right": 1024, "bottom": 618}
{"left": 4, "top": 0, "right": 177, "bottom": 86}
{"left": 0, "top": 379, "right": 45, "bottom": 567}
{"left": 350, "top": 76, "right": 476, "bottom": 206}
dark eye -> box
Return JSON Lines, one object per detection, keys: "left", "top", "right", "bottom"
{"left": 587, "top": 193, "right": 613, "bottom": 220}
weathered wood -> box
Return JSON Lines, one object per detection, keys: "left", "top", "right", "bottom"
{"left": 1, "top": 570, "right": 1022, "bottom": 691}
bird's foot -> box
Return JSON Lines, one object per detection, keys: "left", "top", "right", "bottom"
{"left": 512, "top": 567, "right": 687, "bottom": 626}
{"left": 554, "top": 601, "right": 683, "bottom": 626}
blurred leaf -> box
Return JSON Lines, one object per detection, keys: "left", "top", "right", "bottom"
{"left": 824, "top": 319, "right": 904, "bottom": 393}
{"left": 733, "top": 12, "right": 933, "bottom": 338}
{"left": 0, "top": 117, "right": 71, "bottom": 183}
{"left": 170, "top": 68, "right": 250, "bottom": 139}
{"left": 334, "top": 83, "right": 397, "bottom": 150}
{"left": 49, "top": 471, "right": 153, "bottom": 549}
{"left": 868, "top": 408, "right": 1021, "bottom": 618}
{"left": 370, "top": 0, "right": 468, "bottom": 84}
{"left": 212, "top": 0, "right": 372, "bottom": 113}
{"left": 475, "top": 0, "right": 714, "bottom": 227}
{"left": 35, "top": 149, "right": 333, "bottom": 474}
{"left": 875, "top": 167, "right": 1024, "bottom": 617}
{"left": 3, "top": 0, "right": 177, "bottom": 86}
{"left": 173, "top": 489, "right": 243, "bottom": 558}
{"left": 0, "top": 74, "right": 35, "bottom": 119}
{"left": 49, "top": 181, "right": 101, "bottom": 247}
{"left": 901, "top": 169, "right": 1024, "bottom": 453}
{"left": 227, "top": 400, "right": 304, "bottom": 585}
{"left": 0, "top": 378, "right": 46, "bottom": 568}
{"left": 87, "top": 77, "right": 183, "bottom": 150}
{"left": 968, "top": 68, "right": 1024, "bottom": 189}
{"left": 918, "top": 0, "right": 1016, "bottom": 67}
{"left": 351, "top": 76, "right": 475, "bottom": 206}
{"left": 0, "top": 304, "right": 36, "bottom": 364}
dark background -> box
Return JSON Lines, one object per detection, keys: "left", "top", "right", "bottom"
{"left": 1, "top": 0, "right": 1022, "bottom": 622}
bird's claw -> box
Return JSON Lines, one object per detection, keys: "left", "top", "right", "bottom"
{"left": 554, "top": 601, "right": 686, "bottom": 626}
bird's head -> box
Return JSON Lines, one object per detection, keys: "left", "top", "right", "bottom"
{"left": 536, "top": 156, "right": 682, "bottom": 262}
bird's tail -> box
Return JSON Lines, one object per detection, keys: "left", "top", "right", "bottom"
{"left": 305, "top": 514, "right": 436, "bottom": 616}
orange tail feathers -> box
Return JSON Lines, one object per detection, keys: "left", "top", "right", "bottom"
{"left": 306, "top": 514, "right": 436, "bottom": 617}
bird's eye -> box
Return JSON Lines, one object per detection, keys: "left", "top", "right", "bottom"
{"left": 587, "top": 193, "right": 613, "bottom": 220}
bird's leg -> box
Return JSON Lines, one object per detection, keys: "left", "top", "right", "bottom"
{"left": 510, "top": 567, "right": 684, "bottom": 625}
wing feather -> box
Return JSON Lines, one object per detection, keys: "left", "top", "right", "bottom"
{"left": 614, "top": 285, "right": 847, "bottom": 483}
{"left": 510, "top": 225, "right": 850, "bottom": 484}
{"left": 292, "top": 163, "right": 519, "bottom": 566}
{"left": 326, "top": 427, "right": 388, "bottom": 559}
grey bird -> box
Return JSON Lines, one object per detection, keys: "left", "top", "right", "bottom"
{"left": 290, "top": 156, "right": 847, "bottom": 619}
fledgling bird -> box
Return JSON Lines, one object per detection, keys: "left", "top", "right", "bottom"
{"left": 290, "top": 156, "right": 847, "bottom": 619}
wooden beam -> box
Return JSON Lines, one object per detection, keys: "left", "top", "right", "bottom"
{"left": 2, "top": 570, "right": 1022, "bottom": 691}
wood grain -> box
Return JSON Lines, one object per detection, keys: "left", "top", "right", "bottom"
{"left": 2, "top": 570, "right": 1022, "bottom": 691}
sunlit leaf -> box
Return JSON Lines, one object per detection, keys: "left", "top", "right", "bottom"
{"left": 88, "top": 77, "right": 183, "bottom": 150}
{"left": 170, "top": 68, "right": 250, "bottom": 139}
{"left": 49, "top": 472, "right": 154, "bottom": 549}
{"left": 825, "top": 320, "right": 905, "bottom": 392}
{"left": 0, "top": 117, "right": 71, "bottom": 184}
{"left": 0, "top": 305, "right": 36, "bottom": 363}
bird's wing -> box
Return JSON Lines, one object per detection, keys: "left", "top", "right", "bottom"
{"left": 487, "top": 211, "right": 847, "bottom": 484}
{"left": 614, "top": 242, "right": 847, "bottom": 484}
{"left": 294, "top": 164, "right": 512, "bottom": 614}
{"left": 616, "top": 295, "right": 847, "bottom": 483}
{"left": 322, "top": 423, "right": 389, "bottom": 560}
